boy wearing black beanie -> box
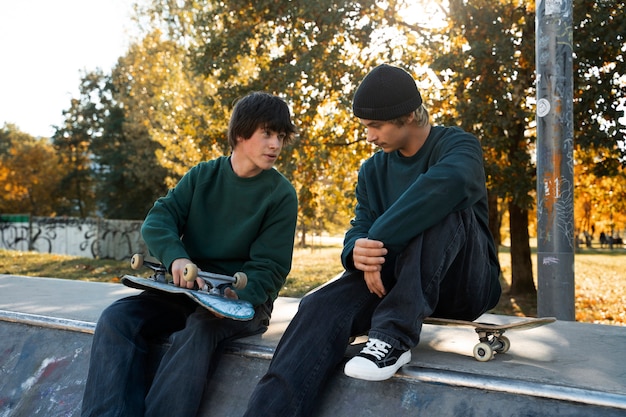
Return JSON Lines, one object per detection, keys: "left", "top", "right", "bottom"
{"left": 244, "top": 65, "right": 501, "bottom": 416}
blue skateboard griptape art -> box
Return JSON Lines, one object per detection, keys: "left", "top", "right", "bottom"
{"left": 121, "top": 275, "right": 255, "bottom": 321}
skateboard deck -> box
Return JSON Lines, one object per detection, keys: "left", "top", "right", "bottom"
{"left": 121, "top": 254, "right": 254, "bottom": 321}
{"left": 122, "top": 275, "right": 255, "bottom": 320}
{"left": 424, "top": 316, "right": 556, "bottom": 361}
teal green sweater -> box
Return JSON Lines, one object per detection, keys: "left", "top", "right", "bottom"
{"left": 141, "top": 156, "right": 298, "bottom": 308}
{"left": 342, "top": 126, "right": 499, "bottom": 284}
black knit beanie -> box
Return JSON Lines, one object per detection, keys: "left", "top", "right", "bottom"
{"left": 352, "top": 64, "right": 422, "bottom": 121}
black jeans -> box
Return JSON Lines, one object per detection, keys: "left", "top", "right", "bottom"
{"left": 244, "top": 208, "right": 500, "bottom": 417}
{"left": 81, "top": 291, "right": 268, "bottom": 417}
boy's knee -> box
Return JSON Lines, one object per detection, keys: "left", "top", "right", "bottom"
{"left": 298, "top": 291, "right": 318, "bottom": 312}
{"left": 96, "top": 299, "right": 137, "bottom": 332}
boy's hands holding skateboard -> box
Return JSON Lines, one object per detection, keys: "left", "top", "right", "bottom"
{"left": 171, "top": 257, "right": 240, "bottom": 301}
{"left": 171, "top": 258, "right": 240, "bottom": 319}
{"left": 171, "top": 258, "right": 200, "bottom": 289}
{"left": 125, "top": 254, "right": 253, "bottom": 320}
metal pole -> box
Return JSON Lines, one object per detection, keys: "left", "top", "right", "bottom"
{"left": 535, "top": 0, "right": 575, "bottom": 320}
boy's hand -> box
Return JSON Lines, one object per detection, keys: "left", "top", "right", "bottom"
{"left": 353, "top": 238, "right": 387, "bottom": 298}
{"left": 223, "top": 287, "right": 239, "bottom": 300}
{"left": 170, "top": 258, "right": 202, "bottom": 289}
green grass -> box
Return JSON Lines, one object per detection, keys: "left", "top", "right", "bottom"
{"left": 495, "top": 246, "right": 626, "bottom": 324}
{"left": 1, "top": 244, "right": 624, "bottom": 325}
{"left": 0, "top": 249, "right": 129, "bottom": 282}
{"left": 284, "top": 244, "right": 344, "bottom": 296}
{"left": 0, "top": 246, "right": 345, "bottom": 292}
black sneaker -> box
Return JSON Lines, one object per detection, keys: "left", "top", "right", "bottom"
{"left": 344, "top": 338, "right": 411, "bottom": 381}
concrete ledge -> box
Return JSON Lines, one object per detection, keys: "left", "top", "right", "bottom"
{"left": 2, "top": 311, "right": 625, "bottom": 417}
{"left": 0, "top": 315, "right": 93, "bottom": 417}
{"left": 398, "top": 366, "right": 626, "bottom": 410}
{"left": 1, "top": 275, "right": 626, "bottom": 416}
{"left": 0, "top": 310, "right": 96, "bottom": 333}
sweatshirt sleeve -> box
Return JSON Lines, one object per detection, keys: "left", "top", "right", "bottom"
{"left": 141, "top": 167, "right": 197, "bottom": 270}
{"left": 342, "top": 131, "right": 487, "bottom": 266}
{"left": 368, "top": 134, "right": 486, "bottom": 255}
{"left": 234, "top": 183, "right": 298, "bottom": 306}
{"left": 341, "top": 167, "right": 374, "bottom": 270}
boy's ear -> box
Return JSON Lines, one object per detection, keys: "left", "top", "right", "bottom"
{"left": 403, "top": 112, "right": 415, "bottom": 125}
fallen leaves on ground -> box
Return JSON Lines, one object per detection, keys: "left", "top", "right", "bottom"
{"left": 497, "top": 249, "right": 625, "bottom": 326}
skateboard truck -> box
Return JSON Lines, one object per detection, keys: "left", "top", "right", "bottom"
{"left": 130, "top": 254, "right": 247, "bottom": 296}
{"left": 474, "top": 329, "right": 510, "bottom": 362}
{"left": 183, "top": 263, "right": 247, "bottom": 295}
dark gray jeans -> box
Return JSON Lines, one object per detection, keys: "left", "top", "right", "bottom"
{"left": 81, "top": 291, "right": 267, "bottom": 417}
{"left": 244, "top": 208, "right": 500, "bottom": 417}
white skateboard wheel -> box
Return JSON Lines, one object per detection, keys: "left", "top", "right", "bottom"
{"left": 131, "top": 254, "right": 144, "bottom": 270}
{"left": 183, "top": 263, "right": 199, "bottom": 282}
{"left": 473, "top": 342, "right": 494, "bottom": 362}
{"left": 233, "top": 272, "right": 247, "bottom": 289}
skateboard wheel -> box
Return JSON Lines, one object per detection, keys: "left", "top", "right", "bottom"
{"left": 131, "top": 254, "right": 144, "bottom": 270}
{"left": 233, "top": 272, "right": 247, "bottom": 289}
{"left": 473, "top": 342, "right": 494, "bottom": 362}
{"left": 183, "top": 263, "right": 199, "bottom": 282}
{"left": 495, "top": 336, "right": 510, "bottom": 354}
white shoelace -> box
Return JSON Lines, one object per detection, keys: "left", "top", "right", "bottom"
{"left": 361, "top": 339, "right": 391, "bottom": 360}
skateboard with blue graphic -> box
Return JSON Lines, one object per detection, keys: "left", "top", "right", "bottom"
{"left": 121, "top": 254, "right": 255, "bottom": 321}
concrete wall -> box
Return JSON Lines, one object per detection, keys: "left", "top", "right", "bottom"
{"left": 0, "top": 215, "right": 146, "bottom": 260}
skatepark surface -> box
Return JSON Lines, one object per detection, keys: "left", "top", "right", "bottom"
{"left": 1, "top": 274, "right": 625, "bottom": 416}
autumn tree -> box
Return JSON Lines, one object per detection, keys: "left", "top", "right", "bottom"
{"left": 574, "top": 163, "right": 625, "bottom": 244}
{"left": 52, "top": 75, "right": 99, "bottom": 217}
{"left": 426, "top": 0, "right": 537, "bottom": 294}
{"left": 111, "top": 30, "right": 224, "bottom": 189}
{"left": 88, "top": 36, "right": 177, "bottom": 219}
{"left": 420, "top": 0, "right": 626, "bottom": 294}
{"left": 0, "top": 124, "right": 68, "bottom": 215}
{"left": 572, "top": 0, "right": 626, "bottom": 240}
{"left": 52, "top": 35, "right": 182, "bottom": 220}
{"left": 138, "top": 0, "right": 406, "bottom": 242}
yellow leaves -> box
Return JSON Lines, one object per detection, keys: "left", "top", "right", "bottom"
{"left": 497, "top": 249, "right": 626, "bottom": 325}
{"left": 113, "top": 30, "right": 221, "bottom": 180}
{"left": 0, "top": 130, "right": 68, "bottom": 215}
{"left": 573, "top": 258, "right": 626, "bottom": 326}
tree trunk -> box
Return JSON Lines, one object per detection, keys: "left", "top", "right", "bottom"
{"left": 488, "top": 191, "right": 501, "bottom": 246}
{"left": 508, "top": 202, "right": 537, "bottom": 295}
{"left": 299, "top": 222, "right": 307, "bottom": 247}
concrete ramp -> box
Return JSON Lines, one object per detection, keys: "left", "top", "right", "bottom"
{"left": 1, "top": 275, "right": 626, "bottom": 417}
{"left": 203, "top": 339, "right": 626, "bottom": 417}
{"left": 0, "top": 313, "right": 93, "bottom": 417}
{"left": 2, "top": 309, "right": 626, "bottom": 417}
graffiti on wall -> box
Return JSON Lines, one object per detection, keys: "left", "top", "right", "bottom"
{"left": 0, "top": 215, "right": 147, "bottom": 260}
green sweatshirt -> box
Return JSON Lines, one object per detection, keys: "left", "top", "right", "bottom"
{"left": 141, "top": 156, "right": 298, "bottom": 308}
{"left": 342, "top": 125, "right": 500, "bottom": 284}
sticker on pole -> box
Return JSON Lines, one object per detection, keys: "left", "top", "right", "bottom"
{"left": 545, "top": 0, "right": 562, "bottom": 16}
{"left": 537, "top": 98, "right": 551, "bottom": 117}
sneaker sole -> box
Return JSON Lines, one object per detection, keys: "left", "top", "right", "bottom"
{"left": 344, "top": 350, "right": 411, "bottom": 381}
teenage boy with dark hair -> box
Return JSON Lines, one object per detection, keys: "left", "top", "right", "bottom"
{"left": 81, "top": 91, "right": 298, "bottom": 417}
{"left": 243, "top": 64, "right": 501, "bottom": 416}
